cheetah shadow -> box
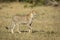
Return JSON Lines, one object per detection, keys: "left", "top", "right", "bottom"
{"left": 21, "top": 30, "right": 45, "bottom": 33}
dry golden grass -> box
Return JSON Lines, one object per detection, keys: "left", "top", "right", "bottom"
{"left": 0, "top": 2, "right": 60, "bottom": 40}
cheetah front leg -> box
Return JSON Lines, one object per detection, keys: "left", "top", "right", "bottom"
{"left": 27, "top": 23, "right": 32, "bottom": 33}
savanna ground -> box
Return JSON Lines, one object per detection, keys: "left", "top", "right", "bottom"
{"left": 0, "top": 2, "right": 60, "bottom": 40}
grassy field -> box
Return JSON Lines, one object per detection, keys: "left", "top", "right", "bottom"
{"left": 0, "top": 2, "right": 60, "bottom": 40}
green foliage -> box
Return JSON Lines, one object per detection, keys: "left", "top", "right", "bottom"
{"left": 0, "top": 0, "right": 16, "bottom": 2}
{"left": 0, "top": 0, "right": 60, "bottom": 6}
{"left": 21, "top": 0, "right": 45, "bottom": 4}
{"left": 22, "top": 0, "right": 45, "bottom": 6}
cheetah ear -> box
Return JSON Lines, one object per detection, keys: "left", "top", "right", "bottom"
{"left": 31, "top": 9, "right": 35, "bottom": 13}
{"left": 32, "top": 9, "right": 37, "bottom": 13}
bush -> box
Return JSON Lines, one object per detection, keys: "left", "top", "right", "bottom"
{"left": 0, "top": 0, "right": 59, "bottom": 6}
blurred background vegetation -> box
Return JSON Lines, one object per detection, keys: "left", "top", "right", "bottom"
{"left": 0, "top": 0, "right": 60, "bottom": 7}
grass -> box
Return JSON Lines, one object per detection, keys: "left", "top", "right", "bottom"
{"left": 0, "top": 2, "right": 60, "bottom": 40}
